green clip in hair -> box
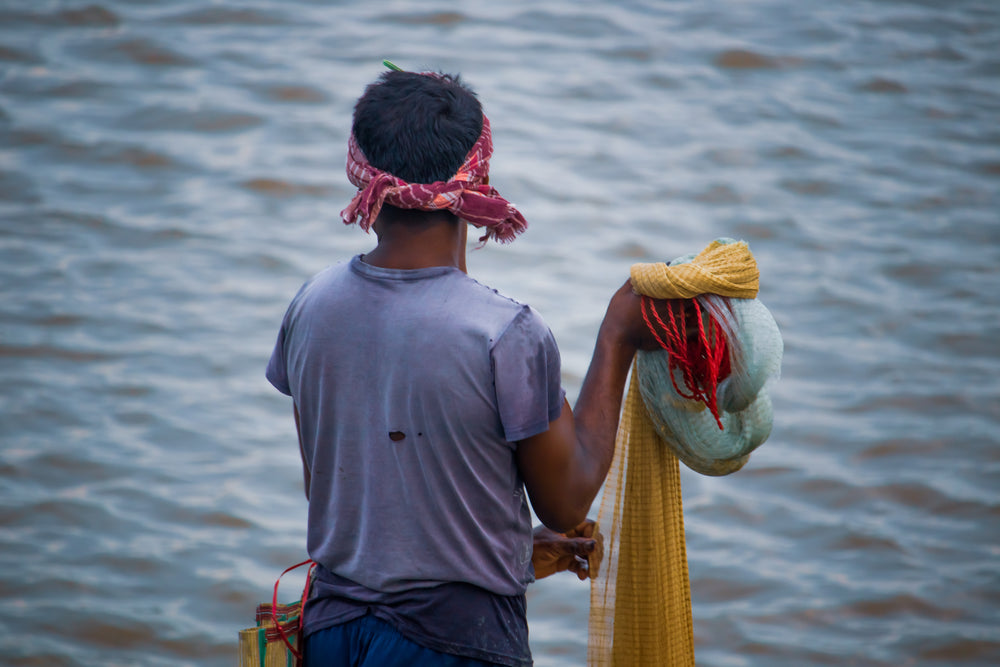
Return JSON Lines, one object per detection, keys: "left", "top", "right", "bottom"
{"left": 382, "top": 60, "right": 403, "bottom": 72}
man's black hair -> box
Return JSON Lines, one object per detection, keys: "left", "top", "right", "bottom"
{"left": 352, "top": 71, "right": 484, "bottom": 184}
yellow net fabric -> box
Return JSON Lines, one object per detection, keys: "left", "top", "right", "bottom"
{"left": 588, "top": 239, "right": 761, "bottom": 666}
{"left": 588, "top": 367, "right": 695, "bottom": 666}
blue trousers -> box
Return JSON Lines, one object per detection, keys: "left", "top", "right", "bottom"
{"left": 304, "top": 614, "right": 499, "bottom": 667}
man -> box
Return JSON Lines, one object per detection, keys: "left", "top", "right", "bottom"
{"left": 266, "top": 69, "right": 653, "bottom": 666}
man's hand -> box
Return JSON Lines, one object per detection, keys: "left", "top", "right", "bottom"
{"left": 604, "top": 280, "right": 663, "bottom": 352}
{"left": 606, "top": 280, "right": 704, "bottom": 352}
{"left": 532, "top": 519, "right": 604, "bottom": 581}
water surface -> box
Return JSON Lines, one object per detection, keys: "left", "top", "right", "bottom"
{"left": 1, "top": 1, "right": 998, "bottom": 665}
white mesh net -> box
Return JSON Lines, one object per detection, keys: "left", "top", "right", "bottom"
{"left": 635, "top": 290, "right": 783, "bottom": 476}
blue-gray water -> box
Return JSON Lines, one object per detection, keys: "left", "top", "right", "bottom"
{"left": 1, "top": 1, "right": 998, "bottom": 665}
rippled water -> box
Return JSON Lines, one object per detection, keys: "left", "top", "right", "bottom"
{"left": 1, "top": 1, "right": 998, "bottom": 665}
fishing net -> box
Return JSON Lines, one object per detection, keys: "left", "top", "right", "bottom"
{"left": 588, "top": 239, "right": 782, "bottom": 665}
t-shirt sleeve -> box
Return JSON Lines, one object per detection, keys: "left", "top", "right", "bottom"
{"left": 266, "top": 278, "right": 317, "bottom": 397}
{"left": 491, "top": 306, "right": 566, "bottom": 443}
{"left": 265, "top": 321, "right": 292, "bottom": 396}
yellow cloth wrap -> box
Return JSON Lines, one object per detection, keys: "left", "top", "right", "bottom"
{"left": 589, "top": 239, "right": 761, "bottom": 665}
{"left": 588, "top": 367, "right": 695, "bottom": 666}
{"left": 630, "top": 238, "right": 760, "bottom": 300}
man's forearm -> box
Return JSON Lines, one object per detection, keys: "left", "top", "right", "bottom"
{"left": 571, "top": 319, "right": 637, "bottom": 498}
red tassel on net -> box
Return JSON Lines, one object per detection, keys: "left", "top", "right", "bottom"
{"left": 641, "top": 296, "right": 731, "bottom": 429}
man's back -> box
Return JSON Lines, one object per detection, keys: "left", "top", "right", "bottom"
{"left": 267, "top": 255, "right": 564, "bottom": 596}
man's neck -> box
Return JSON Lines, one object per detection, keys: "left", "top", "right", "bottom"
{"left": 364, "top": 206, "right": 468, "bottom": 272}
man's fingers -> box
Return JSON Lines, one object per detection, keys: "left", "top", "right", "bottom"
{"left": 557, "top": 537, "right": 596, "bottom": 556}
{"left": 565, "top": 519, "right": 597, "bottom": 539}
{"left": 570, "top": 556, "right": 589, "bottom": 580}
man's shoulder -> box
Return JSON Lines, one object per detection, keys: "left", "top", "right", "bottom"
{"left": 459, "top": 274, "right": 529, "bottom": 310}
{"left": 450, "top": 277, "right": 556, "bottom": 354}
{"left": 293, "top": 257, "right": 366, "bottom": 300}
{"left": 452, "top": 274, "right": 551, "bottom": 335}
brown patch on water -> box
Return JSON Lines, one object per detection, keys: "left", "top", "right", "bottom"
{"left": 729, "top": 221, "right": 777, "bottom": 240}
{"left": 697, "top": 577, "right": 769, "bottom": 602}
{"left": 694, "top": 183, "right": 743, "bottom": 204}
{"left": 119, "top": 106, "right": 263, "bottom": 133}
{"left": 611, "top": 241, "right": 651, "bottom": 259}
{"left": 854, "top": 437, "right": 948, "bottom": 462}
{"left": 114, "top": 38, "right": 196, "bottom": 67}
{"left": 163, "top": 7, "right": 290, "bottom": 26}
{"left": 55, "top": 140, "right": 175, "bottom": 168}
{"left": 58, "top": 5, "right": 119, "bottom": 27}
{"left": 978, "top": 161, "right": 1000, "bottom": 175}
{"left": 861, "top": 77, "right": 908, "bottom": 93}
{"left": 258, "top": 84, "right": 328, "bottom": 104}
{"left": 0, "top": 6, "right": 117, "bottom": 28}
{"left": 113, "top": 146, "right": 174, "bottom": 168}
{"left": 848, "top": 594, "right": 963, "bottom": 622}
{"left": 33, "top": 314, "right": 85, "bottom": 327}
{"left": 0, "top": 344, "right": 111, "bottom": 363}
{"left": 828, "top": 531, "right": 902, "bottom": 554}
{"left": 781, "top": 179, "right": 835, "bottom": 196}
{"left": 242, "top": 178, "right": 333, "bottom": 198}
{"left": 769, "top": 145, "right": 809, "bottom": 159}
{"left": 3, "top": 128, "right": 50, "bottom": 147}
{"left": 918, "top": 639, "right": 1000, "bottom": 662}
{"left": 714, "top": 49, "right": 779, "bottom": 69}
{"left": 386, "top": 11, "right": 466, "bottom": 26}
{"left": 0, "top": 44, "right": 41, "bottom": 63}
{"left": 202, "top": 511, "right": 255, "bottom": 529}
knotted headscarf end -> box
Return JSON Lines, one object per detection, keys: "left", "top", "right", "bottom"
{"left": 339, "top": 115, "right": 527, "bottom": 244}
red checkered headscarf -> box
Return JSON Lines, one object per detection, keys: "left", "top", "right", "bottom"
{"left": 340, "top": 115, "right": 528, "bottom": 244}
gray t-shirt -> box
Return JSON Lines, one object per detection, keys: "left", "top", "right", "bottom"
{"left": 266, "top": 255, "right": 564, "bottom": 597}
